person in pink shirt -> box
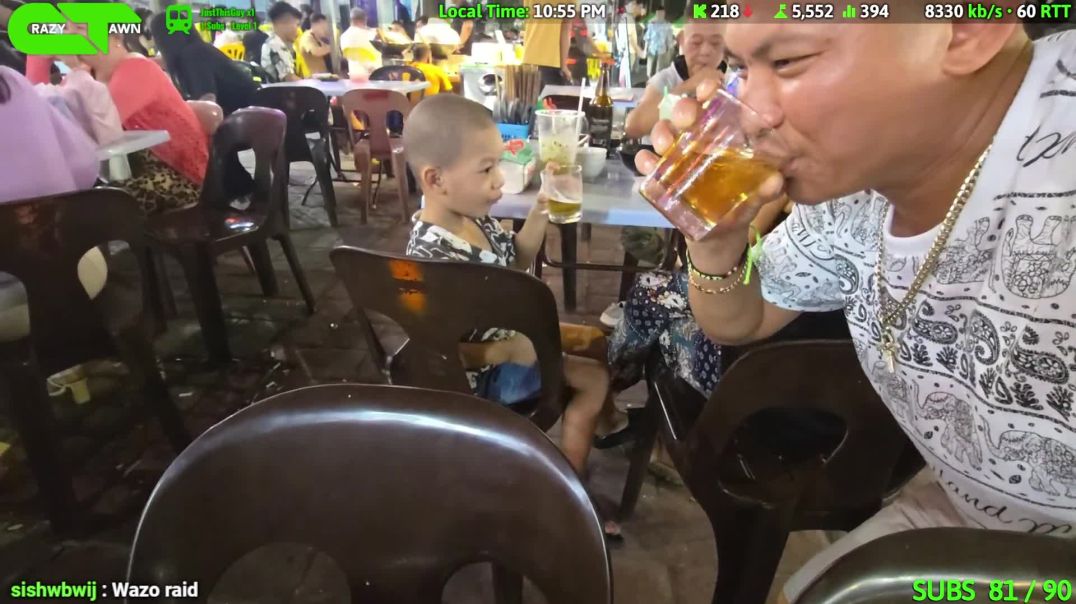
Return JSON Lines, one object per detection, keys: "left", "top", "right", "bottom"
{"left": 74, "top": 30, "right": 208, "bottom": 215}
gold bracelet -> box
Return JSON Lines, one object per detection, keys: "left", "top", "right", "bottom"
{"left": 686, "top": 248, "right": 741, "bottom": 282}
{"left": 689, "top": 263, "right": 746, "bottom": 294}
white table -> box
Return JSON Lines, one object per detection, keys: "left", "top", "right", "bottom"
{"left": 262, "top": 79, "right": 429, "bottom": 97}
{"left": 96, "top": 130, "right": 171, "bottom": 182}
{"left": 493, "top": 158, "right": 675, "bottom": 311}
{"left": 539, "top": 85, "right": 646, "bottom": 108}
{"left": 492, "top": 158, "right": 671, "bottom": 228}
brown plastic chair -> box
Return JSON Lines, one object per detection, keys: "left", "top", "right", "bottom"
{"left": 339, "top": 88, "right": 413, "bottom": 224}
{"left": 799, "top": 528, "right": 1076, "bottom": 604}
{"left": 0, "top": 188, "right": 190, "bottom": 533}
{"left": 642, "top": 339, "right": 923, "bottom": 604}
{"left": 252, "top": 86, "right": 339, "bottom": 227}
{"left": 147, "top": 107, "right": 315, "bottom": 365}
{"left": 329, "top": 246, "right": 565, "bottom": 431}
{"left": 127, "top": 384, "right": 613, "bottom": 603}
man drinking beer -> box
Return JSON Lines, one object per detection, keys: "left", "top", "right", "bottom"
{"left": 636, "top": 2, "right": 1075, "bottom": 599}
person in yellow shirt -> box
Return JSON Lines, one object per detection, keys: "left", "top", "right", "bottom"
{"left": 298, "top": 13, "right": 332, "bottom": 74}
{"left": 408, "top": 43, "right": 452, "bottom": 95}
{"left": 521, "top": 0, "right": 573, "bottom": 88}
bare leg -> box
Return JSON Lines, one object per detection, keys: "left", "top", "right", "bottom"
{"left": 560, "top": 354, "right": 609, "bottom": 474}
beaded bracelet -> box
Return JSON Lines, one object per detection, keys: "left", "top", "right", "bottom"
{"left": 689, "top": 262, "right": 747, "bottom": 295}
{"left": 685, "top": 248, "right": 740, "bottom": 282}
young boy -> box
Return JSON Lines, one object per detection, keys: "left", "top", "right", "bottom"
{"left": 402, "top": 95, "right": 609, "bottom": 475}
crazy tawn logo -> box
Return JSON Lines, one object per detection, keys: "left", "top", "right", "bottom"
{"left": 8, "top": 3, "right": 142, "bottom": 55}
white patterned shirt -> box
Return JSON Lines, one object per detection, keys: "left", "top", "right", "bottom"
{"left": 757, "top": 31, "right": 1076, "bottom": 535}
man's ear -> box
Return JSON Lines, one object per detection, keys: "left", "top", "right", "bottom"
{"left": 942, "top": 22, "right": 1021, "bottom": 76}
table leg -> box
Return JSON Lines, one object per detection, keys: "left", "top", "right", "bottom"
{"left": 618, "top": 250, "right": 640, "bottom": 301}
{"left": 560, "top": 223, "right": 577, "bottom": 312}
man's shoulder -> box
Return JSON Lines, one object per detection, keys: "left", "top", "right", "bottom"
{"left": 785, "top": 191, "right": 885, "bottom": 242}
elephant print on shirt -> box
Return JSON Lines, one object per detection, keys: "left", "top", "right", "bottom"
{"left": 936, "top": 217, "right": 995, "bottom": 285}
{"left": 982, "top": 422, "right": 1076, "bottom": 498}
{"left": 998, "top": 215, "right": 1076, "bottom": 299}
{"left": 919, "top": 392, "right": 984, "bottom": 470}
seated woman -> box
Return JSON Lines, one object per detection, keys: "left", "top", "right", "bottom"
{"left": 75, "top": 28, "right": 208, "bottom": 215}
{"left": 604, "top": 202, "right": 851, "bottom": 462}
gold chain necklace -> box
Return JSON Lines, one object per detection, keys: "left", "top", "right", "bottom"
{"left": 875, "top": 144, "right": 992, "bottom": 373}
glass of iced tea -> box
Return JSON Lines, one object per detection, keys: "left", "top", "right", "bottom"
{"left": 639, "top": 89, "right": 788, "bottom": 240}
{"left": 541, "top": 164, "right": 584, "bottom": 224}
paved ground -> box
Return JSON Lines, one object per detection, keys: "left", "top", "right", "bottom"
{"left": 0, "top": 162, "right": 831, "bottom": 602}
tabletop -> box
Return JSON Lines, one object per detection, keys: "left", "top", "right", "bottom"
{"left": 95, "top": 130, "right": 171, "bottom": 162}
{"left": 539, "top": 85, "right": 646, "bottom": 107}
{"left": 492, "top": 158, "right": 672, "bottom": 229}
{"left": 262, "top": 79, "right": 429, "bottom": 97}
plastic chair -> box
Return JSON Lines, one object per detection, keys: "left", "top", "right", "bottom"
{"left": 219, "top": 42, "right": 245, "bottom": 60}
{"left": 231, "top": 60, "right": 273, "bottom": 86}
{"left": 339, "top": 88, "right": 413, "bottom": 224}
{"left": 0, "top": 188, "right": 189, "bottom": 533}
{"left": 641, "top": 339, "right": 924, "bottom": 604}
{"left": 147, "top": 107, "right": 315, "bottom": 365}
{"left": 252, "top": 86, "right": 339, "bottom": 227}
{"left": 329, "top": 247, "right": 565, "bottom": 431}
{"left": 185, "top": 99, "right": 224, "bottom": 137}
{"left": 798, "top": 528, "right": 1076, "bottom": 604}
{"left": 127, "top": 384, "right": 613, "bottom": 604}
{"left": 370, "top": 64, "right": 427, "bottom": 102}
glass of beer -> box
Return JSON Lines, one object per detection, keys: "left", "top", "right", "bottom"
{"left": 541, "top": 164, "right": 584, "bottom": 224}
{"left": 639, "top": 89, "right": 788, "bottom": 240}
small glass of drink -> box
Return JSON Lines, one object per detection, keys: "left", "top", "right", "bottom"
{"left": 639, "top": 89, "right": 788, "bottom": 240}
{"left": 541, "top": 164, "right": 584, "bottom": 225}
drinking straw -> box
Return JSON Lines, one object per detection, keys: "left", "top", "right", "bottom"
{"left": 577, "top": 78, "right": 587, "bottom": 135}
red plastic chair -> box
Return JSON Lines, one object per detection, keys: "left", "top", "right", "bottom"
{"left": 339, "top": 89, "right": 413, "bottom": 224}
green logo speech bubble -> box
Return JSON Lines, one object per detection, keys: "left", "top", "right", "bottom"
{"left": 9, "top": 3, "right": 142, "bottom": 55}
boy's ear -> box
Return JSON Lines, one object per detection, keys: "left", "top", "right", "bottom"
{"left": 419, "top": 165, "right": 442, "bottom": 191}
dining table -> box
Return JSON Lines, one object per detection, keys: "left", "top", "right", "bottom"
{"left": 261, "top": 78, "right": 430, "bottom": 98}
{"left": 96, "top": 130, "right": 171, "bottom": 182}
{"left": 539, "top": 85, "right": 647, "bottom": 108}
{"left": 492, "top": 158, "right": 678, "bottom": 312}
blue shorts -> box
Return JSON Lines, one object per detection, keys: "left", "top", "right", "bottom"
{"left": 474, "top": 363, "right": 542, "bottom": 406}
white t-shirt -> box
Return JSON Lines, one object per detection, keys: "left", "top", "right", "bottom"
{"left": 758, "top": 31, "right": 1076, "bottom": 535}
{"left": 339, "top": 25, "right": 375, "bottom": 50}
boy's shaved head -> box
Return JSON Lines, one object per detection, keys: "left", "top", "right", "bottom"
{"left": 403, "top": 95, "right": 497, "bottom": 172}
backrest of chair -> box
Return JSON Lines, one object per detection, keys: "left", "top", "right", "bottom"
{"left": 251, "top": 86, "right": 329, "bottom": 162}
{"left": 330, "top": 247, "right": 565, "bottom": 430}
{"left": 370, "top": 64, "right": 426, "bottom": 83}
{"left": 0, "top": 188, "right": 149, "bottom": 373}
{"left": 185, "top": 99, "right": 224, "bottom": 138}
{"left": 691, "top": 340, "right": 910, "bottom": 510}
{"left": 201, "top": 107, "right": 287, "bottom": 227}
{"left": 338, "top": 89, "right": 412, "bottom": 156}
{"left": 232, "top": 60, "right": 272, "bottom": 85}
{"left": 370, "top": 65, "right": 427, "bottom": 102}
{"left": 128, "top": 384, "right": 611, "bottom": 603}
{"left": 798, "top": 528, "right": 1076, "bottom": 604}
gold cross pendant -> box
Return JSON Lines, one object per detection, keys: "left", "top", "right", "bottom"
{"left": 880, "top": 329, "right": 897, "bottom": 373}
